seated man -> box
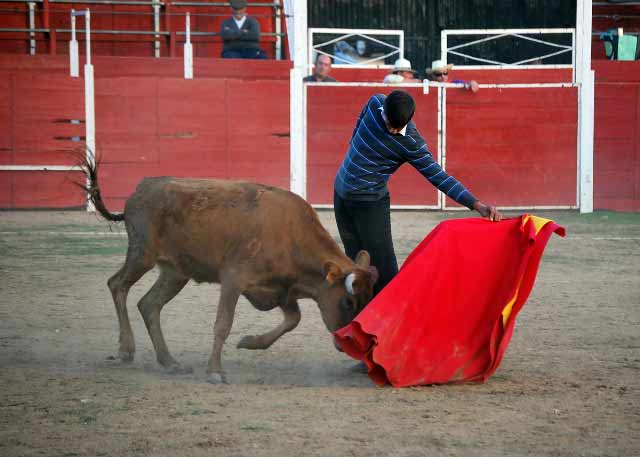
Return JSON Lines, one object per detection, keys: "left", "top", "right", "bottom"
{"left": 425, "top": 59, "right": 479, "bottom": 92}
{"left": 220, "top": 0, "right": 267, "bottom": 59}
{"left": 303, "top": 54, "right": 337, "bottom": 82}
{"left": 383, "top": 58, "right": 420, "bottom": 84}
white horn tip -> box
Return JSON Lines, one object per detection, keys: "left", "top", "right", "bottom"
{"left": 345, "top": 273, "right": 356, "bottom": 295}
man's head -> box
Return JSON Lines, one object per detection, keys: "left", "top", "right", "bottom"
{"left": 383, "top": 90, "right": 416, "bottom": 133}
{"left": 391, "top": 57, "right": 417, "bottom": 80}
{"left": 230, "top": 0, "right": 247, "bottom": 19}
{"left": 426, "top": 59, "right": 453, "bottom": 82}
{"left": 314, "top": 54, "right": 332, "bottom": 80}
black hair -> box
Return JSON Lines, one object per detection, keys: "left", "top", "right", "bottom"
{"left": 384, "top": 90, "right": 416, "bottom": 129}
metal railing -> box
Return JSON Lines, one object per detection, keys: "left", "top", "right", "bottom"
{"left": 0, "top": 0, "right": 286, "bottom": 58}
{"left": 308, "top": 28, "right": 404, "bottom": 69}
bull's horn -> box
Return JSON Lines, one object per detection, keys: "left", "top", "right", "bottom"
{"left": 345, "top": 273, "right": 356, "bottom": 295}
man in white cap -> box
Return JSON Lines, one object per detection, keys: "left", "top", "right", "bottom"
{"left": 426, "top": 59, "right": 479, "bottom": 92}
{"left": 383, "top": 57, "right": 420, "bottom": 84}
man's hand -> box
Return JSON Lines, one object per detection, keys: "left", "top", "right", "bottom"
{"left": 473, "top": 201, "right": 502, "bottom": 222}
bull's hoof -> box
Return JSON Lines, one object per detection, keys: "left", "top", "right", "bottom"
{"left": 237, "top": 335, "right": 261, "bottom": 350}
{"left": 118, "top": 350, "right": 135, "bottom": 363}
{"left": 165, "top": 363, "right": 193, "bottom": 375}
{"left": 206, "top": 372, "right": 228, "bottom": 385}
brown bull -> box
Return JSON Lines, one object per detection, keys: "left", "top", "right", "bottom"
{"left": 79, "top": 157, "right": 377, "bottom": 383}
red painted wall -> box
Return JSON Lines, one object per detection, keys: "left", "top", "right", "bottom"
{"left": 593, "top": 61, "right": 640, "bottom": 211}
{"left": 1, "top": 55, "right": 638, "bottom": 211}
{"left": 445, "top": 87, "right": 578, "bottom": 208}
{"left": 0, "top": 55, "right": 290, "bottom": 210}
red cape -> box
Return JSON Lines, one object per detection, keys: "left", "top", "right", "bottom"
{"left": 335, "top": 215, "right": 565, "bottom": 387}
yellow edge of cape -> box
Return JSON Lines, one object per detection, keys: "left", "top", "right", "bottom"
{"left": 501, "top": 215, "right": 553, "bottom": 327}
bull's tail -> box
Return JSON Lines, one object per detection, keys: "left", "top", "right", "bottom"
{"left": 73, "top": 147, "right": 124, "bottom": 222}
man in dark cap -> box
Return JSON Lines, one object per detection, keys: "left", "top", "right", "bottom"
{"left": 220, "top": 0, "right": 267, "bottom": 59}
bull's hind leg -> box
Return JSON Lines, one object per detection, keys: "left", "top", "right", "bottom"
{"left": 237, "top": 294, "right": 301, "bottom": 350}
{"left": 206, "top": 280, "right": 240, "bottom": 384}
{"left": 137, "top": 265, "right": 190, "bottom": 374}
{"left": 107, "top": 244, "right": 155, "bottom": 363}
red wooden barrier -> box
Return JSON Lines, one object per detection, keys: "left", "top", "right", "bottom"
{"left": 94, "top": 76, "right": 289, "bottom": 210}
{"left": 0, "top": 56, "right": 290, "bottom": 210}
{"left": 593, "top": 61, "right": 640, "bottom": 211}
{"left": 445, "top": 87, "right": 578, "bottom": 208}
{"left": 0, "top": 71, "right": 86, "bottom": 208}
{"left": 1, "top": 55, "right": 637, "bottom": 211}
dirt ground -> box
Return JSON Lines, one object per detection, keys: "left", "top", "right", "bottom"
{"left": 0, "top": 209, "right": 638, "bottom": 457}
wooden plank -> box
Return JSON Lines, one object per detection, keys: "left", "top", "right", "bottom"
{"left": 594, "top": 83, "right": 640, "bottom": 211}
{"left": 2, "top": 170, "right": 86, "bottom": 209}
{"left": 445, "top": 87, "right": 578, "bottom": 207}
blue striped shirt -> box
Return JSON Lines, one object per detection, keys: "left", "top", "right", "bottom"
{"left": 334, "top": 93, "right": 477, "bottom": 209}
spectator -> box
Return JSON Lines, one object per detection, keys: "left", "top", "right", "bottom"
{"left": 426, "top": 59, "right": 479, "bottom": 92}
{"left": 334, "top": 90, "right": 501, "bottom": 297}
{"left": 220, "top": 0, "right": 267, "bottom": 59}
{"left": 303, "top": 54, "right": 337, "bottom": 82}
{"left": 383, "top": 58, "right": 420, "bottom": 84}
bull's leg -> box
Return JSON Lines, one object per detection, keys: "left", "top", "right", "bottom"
{"left": 206, "top": 280, "right": 240, "bottom": 384}
{"left": 237, "top": 295, "right": 301, "bottom": 350}
{"left": 137, "top": 266, "right": 190, "bottom": 374}
{"left": 107, "top": 245, "right": 154, "bottom": 363}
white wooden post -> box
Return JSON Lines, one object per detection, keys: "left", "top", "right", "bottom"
{"left": 576, "top": 0, "right": 594, "bottom": 213}
{"left": 28, "top": 2, "right": 36, "bottom": 55}
{"left": 70, "top": 10, "right": 79, "bottom": 77}
{"left": 288, "top": 0, "right": 308, "bottom": 198}
{"left": 184, "top": 12, "right": 193, "bottom": 79}
{"left": 153, "top": 0, "right": 161, "bottom": 58}
{"left": 83, "top": 9, "right": 96, "bottom": 212}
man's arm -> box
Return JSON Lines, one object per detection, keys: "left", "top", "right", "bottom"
{"left": 220, "top": 19, "right": 241, "bottom": 41}
{"left": 240, "top": 17, "right": 260, "bottom": 42}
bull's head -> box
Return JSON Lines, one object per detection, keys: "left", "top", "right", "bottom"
{"left": 318, "top": 250, "right": 378, "bottom": 334}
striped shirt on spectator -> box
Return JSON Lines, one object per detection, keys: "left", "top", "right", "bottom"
{"left": 334, "top": 93, "right": 477, "bottom": 209}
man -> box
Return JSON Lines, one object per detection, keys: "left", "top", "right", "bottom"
{"left": 426, "top": 59, "right": 479, "bottom": 92}
{"left": 383, "top": 58, "right": 420, "bottom": 84}
{"left": 334, "top": 90, "right": 501, "bottom": 296}
{"left": 303, "top": 54, "right": 336, "bottom": 82}
{"left": 220, "top": 0, "right": 267, "bottom": 59}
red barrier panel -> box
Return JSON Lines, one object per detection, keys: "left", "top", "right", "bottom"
{"left": 306, "top": 86, "right": 439, "bottom": 206}
{"left": 0, "top": 170, "right": 86, "bottom": 208}
{"left": 593, "top": 61, "right": 640, "bottom": 211}
{"left": 451, "top": 68, "right": 574, "bottom": 84}
{"left": 0, "top": 71, "right": 85, "bottom": 208}
{"left": 445, "top": 87, "right": 578, "bottom": 208}
{"left": 0, "top": 59, "right": 290, "bottom": 209}
{"left": 94, "top": 77, "right": 290, "bottom": 210}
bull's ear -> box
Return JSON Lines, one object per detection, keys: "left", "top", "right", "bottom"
{"left": 323, "top": 261, "right": 344, "bottom": 285}
{"left": 354, "top": 250, "right": 371, "bottom": 268}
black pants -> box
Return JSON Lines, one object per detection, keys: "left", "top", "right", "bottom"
{"left": 333, "top": 191, "right": 398, "bottom": 296}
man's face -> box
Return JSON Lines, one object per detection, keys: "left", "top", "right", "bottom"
{"left": 315, "top": 55, "right": 332, "bottom": 78}
{"left": 398, "top": 70, "right": 414, "bottom": 80}
{"left": 433, "top": 70, "right": 449, "bottom": 82}
{"left": 232, "top": 7, "right": 247, "bottom": 19}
